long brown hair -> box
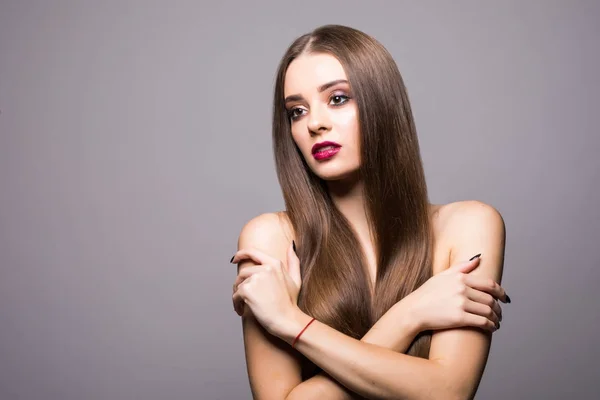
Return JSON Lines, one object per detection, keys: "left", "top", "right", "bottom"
{"left": 272, "top": 25, "right": 434, "bottom": 374}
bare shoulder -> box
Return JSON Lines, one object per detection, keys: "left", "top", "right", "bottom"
{"left": 429, "top": 200, "right": 506, "bottom": 276}
{"left": 439, "top": 200, "right": 505, "bottom": 242}
{"left": 431, "top": 200, "right": 504, "bottom": 235}
{"left": 237, "top": 211, "right": 295, "bottom": 264}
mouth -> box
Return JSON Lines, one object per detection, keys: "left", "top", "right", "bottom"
{"left": 312, "top": 141, "right": 342, "bottom": 161}
{"left": 312, "top": 141, "right": 342, "bottom": 155}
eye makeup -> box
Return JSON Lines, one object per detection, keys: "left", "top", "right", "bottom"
{"left": 286, "top": 92, "right": 352, "bottom": 121}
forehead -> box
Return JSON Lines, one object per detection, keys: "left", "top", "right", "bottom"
{"left": 284, "top": 53, "right": 347, "bottom": 95}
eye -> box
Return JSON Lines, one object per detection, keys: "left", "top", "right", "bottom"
{"left": 287, "top": 107, "right": 306, "bottom": 121}
{"left": 329, "top": 94, "right": 350, "bottom": 106}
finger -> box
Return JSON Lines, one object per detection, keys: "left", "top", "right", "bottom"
{"left": 233, "top": 266, "right": 265, "bottom": 292}
{"left": 235, "top": 302, "right": 246, "bottom": 316}
{"left": 232, "top": 292, "right": 240, "bottom": 314}
{"left": 231, "top": 247, "right": 279, "bottom": 266}
{"left": 286, "top": 242, "right": 302, "bottom": 287}
{"left": 463, "top": 299, "right": 500, "bottom": 328}
{"left": 233, "top": 288, "right": 249, "bottom": 316}
{"left": 233, "top": 278, "right": 253, "bottom": 315}
{"left": 232, "top": 291, "right": 245, "bottom": 316}
{"left": 466, "top": 287, "right": 502, "bottom": 321}
{"left": 464, "top": 275, "right": 508, "bottom": 303}
{"left": 461, "top": 312, "right": 498, "bottom": 332}
{"left": 443, "top": 256, "right": 481, "bottom": 275}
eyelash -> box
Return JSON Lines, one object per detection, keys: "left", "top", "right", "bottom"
{"left": 287, "top": 94, "right": 351, "bottom": 121}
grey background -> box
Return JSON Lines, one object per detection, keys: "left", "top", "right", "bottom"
{"left": 0, "top": 1, "right": 598, "bottom": 399}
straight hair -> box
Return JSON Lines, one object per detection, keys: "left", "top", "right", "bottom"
{"left": 272, "top": 24, "right": 434, "bottom": 379}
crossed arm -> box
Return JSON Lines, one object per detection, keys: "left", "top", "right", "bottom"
{"left": 238, "top": 201, "right": 506, "bottom": 399}
{"left": 243, "top": 291, "right": 421, "bottom": 400}
{"left": 282, "top": 300, "right": 425, "bottom": 399}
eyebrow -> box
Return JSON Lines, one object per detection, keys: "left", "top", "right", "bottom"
{"left": 284, "top": 79, "right": 349, "bottom": 104}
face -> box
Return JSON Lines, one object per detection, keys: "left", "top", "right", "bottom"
{"left": 284, "top": 52, "right": 360, "bottom": 182}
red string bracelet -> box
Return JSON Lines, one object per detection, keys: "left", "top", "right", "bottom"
{"left": 292, "top": 317, "right": 316, "bottom": 348}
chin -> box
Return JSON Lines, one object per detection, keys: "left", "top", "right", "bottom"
{"left": 312, "top": 166, "right": 360, "bottom": 182}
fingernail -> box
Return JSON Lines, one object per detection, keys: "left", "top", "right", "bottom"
{"left": 506, "top": 294, "right": 511, "bottom": 303}
{"left": 230, "top": 255, "right": 234, "bottom": 263}
{"left": 469, "top": 253, "right": 481, "bottom": 261}
{"left": 292, "top": 240, "right": 296, "bottom": 253}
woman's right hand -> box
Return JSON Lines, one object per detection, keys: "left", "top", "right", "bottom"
{"left": 403, "top": 255, "right": 510, "bottom": 333}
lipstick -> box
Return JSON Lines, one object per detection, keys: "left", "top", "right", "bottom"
{"left": 312, "top": 141, "right": 342, "bottom": 161}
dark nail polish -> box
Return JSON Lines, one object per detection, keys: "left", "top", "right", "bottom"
{"left": 230, "top": 255, "right": 234, "bottom": 263}
{"left": 293, "top": 240, "right": 296, "bottom": 253}
{"left": 506, "top": 294, "right": 511, "bottom": 304}
{"left": 469, "top": 253, "right": 481, "bottom": 261}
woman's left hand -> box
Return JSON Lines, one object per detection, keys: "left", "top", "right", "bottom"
{"left": 230, "top": 243, "right": 302, "bottom": 336}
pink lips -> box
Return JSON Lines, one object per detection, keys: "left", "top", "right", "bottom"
{"left": 312, "top": 141, "right": 342, "bottom": 161}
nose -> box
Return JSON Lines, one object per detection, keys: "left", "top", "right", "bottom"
{"left": 307, "top": 103, "right": 331, "bottom": 135}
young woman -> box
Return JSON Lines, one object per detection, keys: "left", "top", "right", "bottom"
{"left": 229, "top": 25, "right": 510, "bottom": 400}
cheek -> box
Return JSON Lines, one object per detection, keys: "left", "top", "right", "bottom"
{"left": 333, "top": 106, "right": 357, "bottom": 126}
{"left": 291, "top": 127, "right": 310, "bottom": 156}
{"left": 332, "top": 106, "right": 360, "bottom": 144}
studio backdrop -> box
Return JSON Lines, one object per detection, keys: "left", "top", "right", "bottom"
{"left": 0, "top": 1, "right": 598, "bottom": 399}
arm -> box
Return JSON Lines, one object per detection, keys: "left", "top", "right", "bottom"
{"left": 236, "top": 213, "right": 423, "bottom": 400}
{"left": 274, "top": 201, "right": 506, "bottom": 400}
{"left": 286, "top": 300, "right": 420, "bottom": 399}
{"left": 236, "top": 213, "right": 303, "bottom": 399}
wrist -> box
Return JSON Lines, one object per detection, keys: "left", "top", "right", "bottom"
{"left": 273, "top": 306, "right": 313, "bottom": 345}
{"left": 396, "top": 295, "right": 423, "bottom": 335}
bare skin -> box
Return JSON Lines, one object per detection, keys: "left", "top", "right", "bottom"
{"left": 231, "top": 52, "right": 508, "bottom": 399}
